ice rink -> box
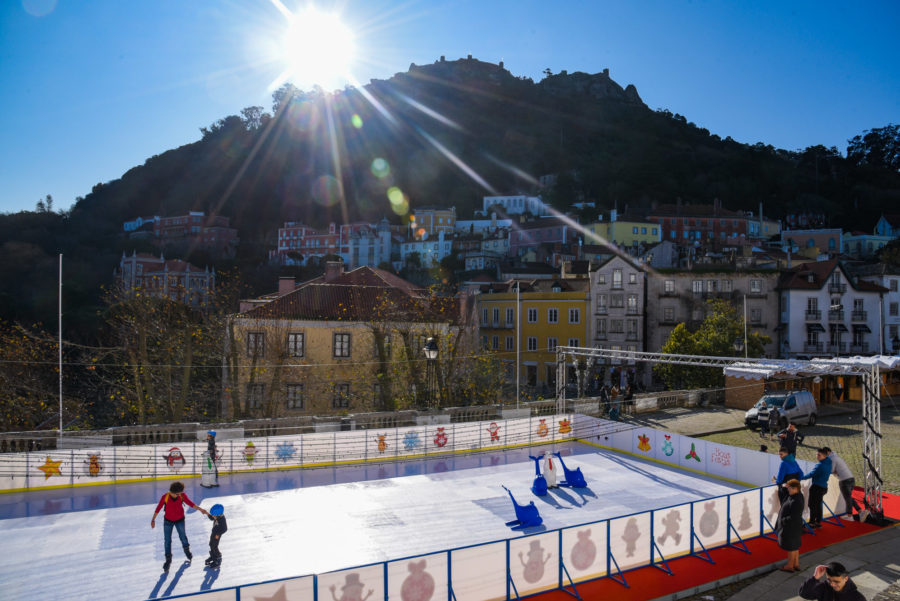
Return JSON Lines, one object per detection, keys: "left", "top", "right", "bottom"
{"left": 0, "top": 442, "right": 746, "bottom": 601}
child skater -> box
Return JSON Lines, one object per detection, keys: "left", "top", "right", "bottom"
{"left": 205, "top": 503, "right": 228, "bottom": 569}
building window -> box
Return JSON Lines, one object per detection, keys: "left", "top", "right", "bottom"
{"left": 610, "top": 319, "right": 624, "bottom": 333}
{"left": 506, "top": 307, "right": 515, "bottom": 324}
{"left": 707, "top": 279, "right": 717, "bottom": 293}
{"left": 613, "top": 269, "right": 623, "bottom": 289}
{"left": 750, "top": 279, "right": 762, "bottom": 293}
{"left": 527, "top": 308, "right": 538, "bottom": 323}
{"left": 333, "top": 333, "right": 351, "bottom": 358}
{"left": 246, "top": 383, "right": 265, "bottom": 409}
{"left": 664, "top": 280, "right": 675, "bottom": 293}
{"left": 527, "top": 337, "right": 538, "bottom": 351}
{"left": 629, "top": 272, "right": 637, "bottom": 284}
{"left": 750, "top": 308, "right": 762, "bottom": 324}
{"left": 627, "top": 294, "right": 638, "bottom": 313}
{"left": 721, "top": 280, "right": 733, "bottom": 293}
{"left": 652, "top": 228, "right": 658, "bottom": 235}
{"left": 547, "top": 308, "right": 559, "bottom": 323}
{"left": 597, "top": 318, "right": 607, "bottom": 336}
{"left": 568, "top": 308, "right": 580, "bottom": 324}
{"left": 891, "top": 279, "right": 898, "bottom": 292}
{"left": 492, "top": 335, "right": 499, "bottom": 350}
{"left": 598, "top": 274, "right": 607, "bottom": 285}
{"left": 246, "top": 332, "right": 265, "bottom": 356}
{"left": 333, "top": 383, "right": 350, "bottom": 408}
{"left": 610, "top": 294, "right": 624, "bottom": 308}
{"left": 492, "top": 308, "right": 500, "bottom": 324}
{"left": 285, "top": 384, "right": 304, "bottom": 409}
{"left": 506, "top": 336, "right": 514, "bottom": 351}
{"left": 287, "top": 332, "right": 305, "bottom": 357}
{"left": 692, "top": 280, "right": 703, "bottom": 295}
{"left": 664, "top": 307, "right": 674, "bottom": 322}
{"left": 597, "top": 294, "right": 608, "bottom": 312}
{"left": 482, "top": 308, "right": 489, "bottom": 325}
{"left": 568, "top": 338, "right": 579, "bottom": 347}
{"left": 547, "top": 337, "right": 558, "bottom": 351}
{"left": 891, "top": 302, "right": 899, "bottom": 317}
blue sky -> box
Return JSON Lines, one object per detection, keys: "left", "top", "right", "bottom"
{"left": 1, "top": 0, "right": 898, "bottom": 214}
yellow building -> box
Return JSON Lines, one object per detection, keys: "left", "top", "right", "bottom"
{"left": 586, "top": 216, "right": 661, "bottom": 249}
{"left": 229, "top": 263, "right": 468, "bottom": 416}
{"left": 410, "top": 207, "right": 456, "bottom": 238}
{"left": 476, "top": 278, "right": 590, "bottom": 396}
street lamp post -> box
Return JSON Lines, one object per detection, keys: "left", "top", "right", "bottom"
{"left": 734, "top": 337, "right": 745, "bottom": 356}
{"left": 423, "top": 337, "right": 439, "bottom": 410}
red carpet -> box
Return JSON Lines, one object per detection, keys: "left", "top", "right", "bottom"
{"left": 531, "top": 488, "right": 898, "bottom": 601}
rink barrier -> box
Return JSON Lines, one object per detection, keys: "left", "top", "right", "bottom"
{"left": 149, "top": 482, "right": 844, "bottom": 601}
{"left": 0, "top": 414, "right": 581, "bottom": 492}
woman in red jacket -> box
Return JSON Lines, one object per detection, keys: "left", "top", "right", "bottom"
{"left": 151, "top": 481, "right": 208, "bottom": 571}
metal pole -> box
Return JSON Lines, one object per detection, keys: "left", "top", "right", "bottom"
{"left": 516, "top": 282, "right": 520, "bottom": 409}
{"left": 743, "top": 294, "right": 748, "bottom": 358}
{"left": 58, "top": 254, "right": 63, "bottom": 439}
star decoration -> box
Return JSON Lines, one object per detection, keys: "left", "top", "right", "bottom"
{"left": 37, "top": 456, "right": 62, "bottom": 479}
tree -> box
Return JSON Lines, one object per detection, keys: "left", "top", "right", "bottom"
{"left": 0, "top": 321, "right": 66, "bottom": 431}
{"left": 654, "top": 300, "right": 770, "bottom": 389}
{"left": 847, "top": 124, "right": 900, "bottom": 171}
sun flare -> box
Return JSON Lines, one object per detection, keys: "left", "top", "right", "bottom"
{"left": 281, "top": 7, "right": 355, "bottom": 90}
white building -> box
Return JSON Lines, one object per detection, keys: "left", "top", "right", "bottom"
{"left": 852, "top": 263, "right": 900, "bottom": 354}
{"left": 400, "top": 231, "right": 453, "bottom": 268}
{"left": 777, "top": 259, "right": 886, "bottom": 358}
{"left": 481, "top": 195, "right": 549, "bottom": 217}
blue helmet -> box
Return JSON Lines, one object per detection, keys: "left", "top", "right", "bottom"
{"left": 207, "top": 430, "right": 216, "bottom": 437}
{"left": 210, "top": 503, "right": 224, "bottom": 516}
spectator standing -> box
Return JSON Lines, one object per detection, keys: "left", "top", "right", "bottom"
{"left": 206, "top": 430, "right": 219, "bottom": 487}
{"left": 823, "top": 447, "right": 864, "bottom": 521}
{"left": 801, "top": 448, "right": 833, "bottom": 528}
{"left": 776, "top": 479, "right": 804, "bottom": 572}
{"left": 768, "top": 406, "right": 781, "bottom": 440}
{"left": 774, "top": 447, "right": 803, "bottom": 502}
{"left": 759, "top": 403, "right": 771, "bottom": 439}
{"left": 799, "top": 562, "right": 867, "bottom": 601}
{"left": 779, "top": 423, "right": 801, "bottom": 455}
{"left": 599, "top": 385, "right": 610, "bottom": 416}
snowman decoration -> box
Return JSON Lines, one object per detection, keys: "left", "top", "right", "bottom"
{"left": 699, "top": 502, "right": 720, "bottom": 537}
{"left": 621, "top": 518, "right": 641, "bottom": 557}
{"left": 330, "top": 573, "right": 373, "bottom": 601}
{"left": 519, "top": 540, "right": 551, "bottom": 583}
{"left": 543, "top": 451, "right": 560, "bottom": 489}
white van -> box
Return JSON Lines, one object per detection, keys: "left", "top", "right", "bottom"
{"left": 744, "top": 390, "right": 817, "bottom": 430}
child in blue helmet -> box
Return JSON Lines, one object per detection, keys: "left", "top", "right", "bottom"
{"left": 205, "top": 503, "right": 227, "bottom": 569}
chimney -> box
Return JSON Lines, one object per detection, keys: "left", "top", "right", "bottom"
{"left": 325, "top": 260, "right": 344, "bottom": 282}
{"left": 278, "top": 277, "right": 295, "bottom": 296}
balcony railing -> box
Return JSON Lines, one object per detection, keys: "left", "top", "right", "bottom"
{"left": 658, "top": 290, "right": 679, "bottom": 297}
{"left": 804, "top": 342, "right": 824, "bottom": 353}
{"left": 626, "top": 332, "right": 639, "bottom": 341}
{"left": 595, "top": 306, "right": 608, "bottom": 315}
{"left": 595, "top": 332, "right": 607, "bottom": 341}
{"left": 851, "top": 310, "right": 867, "bottom": 321}
{"left": 828, "top": 283, "right": 847, "bottom": 294}
{"left": 626, "top": 307, "right": 640, "bottom": 315}
{"left": 828, "top": 310, "right": 844, "bottom": 322}
{"left": 828, "top": 342, "right": 848, "bottom": 354}
{"left": 849, "top": 342, "right": 870, "bottom": 354}
{"left": 805, "top": 310, "right": 822, "bottom": 321}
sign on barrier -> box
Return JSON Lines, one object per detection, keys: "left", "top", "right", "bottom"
{"left": 562, "top": 522, "right": 608, "bottom": 582}
{"left": 509, "top": 532, "right": 558, "bottom": 596}
{"left": 652, "top": 503, "right": 691, "bottom": 560}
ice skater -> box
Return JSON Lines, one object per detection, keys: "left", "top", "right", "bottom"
{"left": 202, "top": 430, "right": 219, "bottom": 487}
{"left": 204, "top": 503, "right": 227, "bottom": 569}
{"left": 151, "top": 481, "right": 209, "bottom": 571}
{"left": 543, "top": 451, "right": 560, "bottom": 489}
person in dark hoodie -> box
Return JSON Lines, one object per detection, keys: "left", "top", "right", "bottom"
{"left": 773, "top": 447, "right": 803, "bottom": 502}
{"left": 204, "top": 503, "right": 228, "bottom": 569}
{"left": 799, "top": 562, "right": 866, "bottom": 601}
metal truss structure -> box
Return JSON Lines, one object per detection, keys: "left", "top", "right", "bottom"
{"left": 555, "top": 346, "right": 888, "bottom": 521}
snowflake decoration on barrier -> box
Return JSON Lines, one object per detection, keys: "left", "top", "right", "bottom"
{"left": 403, "top": 431, "right": 420, "bottom": 451}
{"left": 274, "top": 441, "right": 297, "bottom": 462}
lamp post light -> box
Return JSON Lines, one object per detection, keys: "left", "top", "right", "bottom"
{"left": 733, "top": 337, "right": 745, "bottom": 356}
{"left": 423, "top": 337, "right": 439, "bottom": 410}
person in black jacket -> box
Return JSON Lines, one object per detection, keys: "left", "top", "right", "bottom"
{"left": 776, "top": 479, "right": 804, "bottom": 572}
{"left": 778, "top": 423, "right": 803, "bottom": 455}
{"left": 799, "top": 562, "right": 866, "bottom": 601}
{"left": 204, "top": 503, "right": 228, "bottom": 569}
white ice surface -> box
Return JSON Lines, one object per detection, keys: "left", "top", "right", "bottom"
{"left": 0, "top": 448, "right": 744, "bottom": 601}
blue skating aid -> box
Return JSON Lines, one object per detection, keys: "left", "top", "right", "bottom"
{"left": 501, "top": 485, "right": 543, "bottom": 530}
{"left": 553, "top": 452, "right": 587, "bottom": 488}
{"left": 528, "top": 455, "right": 548, "bottom": 496}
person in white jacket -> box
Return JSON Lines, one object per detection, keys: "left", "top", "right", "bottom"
{"left": 542, "top": 451, "right": 559, "bottom": 489}
{"left": 823, "top": 447, "right": 865, "bottom": 521}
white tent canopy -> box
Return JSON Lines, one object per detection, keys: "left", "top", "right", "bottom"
{"left": 724, "top": 355, "right": 900, "bottom": 380}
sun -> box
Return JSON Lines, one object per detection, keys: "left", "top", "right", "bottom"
{"left": 280, "top": 7, "right": 356, "bottom": 91}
